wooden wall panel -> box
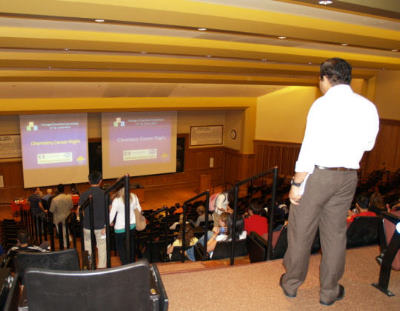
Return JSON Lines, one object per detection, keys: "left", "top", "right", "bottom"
{"left": 0, "top": 160, "right": 28, "bottom": 203}
{"left": 224, "top": 149, "right": 255, "bottom": 186}
{"left": 255, "top": 119, "right": 400, "bottom": 180}
{"left": 361, "top": 119, "right": 400, "bottom": 174}
{"left": 254, "top": 140, "right": 300, "bottom": 177}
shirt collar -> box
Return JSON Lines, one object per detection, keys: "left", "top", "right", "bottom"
{"left": 325, "top": 84, "right": 352, "bottom": 96}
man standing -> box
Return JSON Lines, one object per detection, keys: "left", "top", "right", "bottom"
{"left": 49, "top": 184, "right": 73, "bottom": 246}
{"left": 78, "top": 171, "right": 108, "bottom": 269}
{"left": 28, "top": 187, "right": 46, "bottom": 217}
{"left": 280, "top": 58, "right": 379, "bottom": 306}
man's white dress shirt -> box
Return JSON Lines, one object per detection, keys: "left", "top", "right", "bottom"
{"left": 295, "top": 84, "right": 379, "bottom": 174}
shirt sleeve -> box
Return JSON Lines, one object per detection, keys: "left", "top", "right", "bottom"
{"left": 295, "top": 101, "right": 320, "bottom": 173}
{"left": 363, "top": 105, "right": 380, "bottom": 151}
{"left": 49, "top": 199, "right": 56, "bottom": 213}
{"left": 133, "top": 194, "right": 141, "bottom": 211}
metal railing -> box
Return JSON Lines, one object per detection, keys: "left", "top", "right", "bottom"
{"left": 229, "top": 167, "right": 278, "bottom": 265}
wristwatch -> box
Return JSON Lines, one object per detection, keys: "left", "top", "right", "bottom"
{"left": 290, "top": 178, "right": 302, "bottom": 187}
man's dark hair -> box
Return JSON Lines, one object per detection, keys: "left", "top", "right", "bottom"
{"left": 57, "top": 184, "right": 65, "bottom": 193}
{"left": 249, "top": 203, "right": 262, "bottom": 215}
{"left": 356, "top": 195, "right": 369, "bottom": 211}
{"left": 17, "top": 230, "right": 29, "bottom": 244}
{"left": 320, "top": 58, "right": 352, "bottom": 85}
{"left": 88, "top": 171, "right": 102, "bottom": 185}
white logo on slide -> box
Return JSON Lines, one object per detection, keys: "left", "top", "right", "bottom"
{"left": 26, "top": 122, "right": 38, "bottom": 131}
{"left": 113, "top": 118, "right": 125, "bottom": 127}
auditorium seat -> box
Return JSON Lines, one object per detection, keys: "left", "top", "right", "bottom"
{"left": 247, "top": 226, "right": 320, "bottom": 263}
{"left": 346, "top": 216, "right": 380, "bottom": 248}
{"left": 24, "top": 260, "right": 168, "bottom": 311}
{"left": 195, "top": 239, "right": 248, "bottom": 260}
{"left": 247, "top": 226, "right": 288, "bottom": 263}
{"left": 16, "top": 248, "right": 80, "bottom": 282}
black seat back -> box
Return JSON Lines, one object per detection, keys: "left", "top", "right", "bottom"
{"left": 25, "top": 260, "right": 153, "bottom": 311}
{"left": 272, "top": 225, "right": 288, "bottom": 259}
{"left": 247, "top": 232, "right": 268, "bottom": 263}
{"left": 212, "top": 239, "right": 248, "bottom": 260}
{"left": 346, "top": 216, "right": 380, "bottom": 248}
{"left": 16, "top": 248, "right": 80, "bottom": 282}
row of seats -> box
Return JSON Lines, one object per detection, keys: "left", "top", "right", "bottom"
{"left": 247, "top": 216, "right": 381, "bottom": 263}
{"left": 4, "top": 249, "right": 168, "bottom": 311}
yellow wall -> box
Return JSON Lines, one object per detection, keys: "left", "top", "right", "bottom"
{"left": 224, "top": 110, "right": 244, "bottom": 151}
{"left": 256, "top": 86, "right": 318, "bottom": 143}
{"left": 374, "top": 70, "right": 400, "bottom": 120}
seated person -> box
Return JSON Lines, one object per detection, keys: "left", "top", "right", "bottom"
{"left": 4, "top": 230, "right": 48, "bottom": 270}
{"left": 194, "top": 205, "right": 213, "bottom": 227}
{"left": 244, "top": 203, "right": 268, "bottom": 240}
{"left": 167, "top": 224, "right": 198, "bottom": 261}
{"left": 347, "top": 195, "right": 376, "bottom": 224}
{"left": 207, "top": 212, "right": 246, "bottom": 258}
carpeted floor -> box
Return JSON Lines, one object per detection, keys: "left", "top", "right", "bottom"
{"left": 159, "top": 246, "right": 400, "bottom": 310}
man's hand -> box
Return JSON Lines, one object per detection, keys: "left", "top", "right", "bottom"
{"left": 289, "top": 186, "right": 302, "bottom": 205}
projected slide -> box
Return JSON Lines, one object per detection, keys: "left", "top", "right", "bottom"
{"left": 102, "top": 111, "right": 177, "bottom": 179}
{"left": 20, "top": 113, "right": 88, "bottom": 188}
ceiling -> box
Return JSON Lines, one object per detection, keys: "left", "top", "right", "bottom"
{"left": 0, "top": 0, "right": 399, "bottom": 99}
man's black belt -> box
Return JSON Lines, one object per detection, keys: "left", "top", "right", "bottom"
{"left": 315, "top": 165, "right": 357, "bottom": 172}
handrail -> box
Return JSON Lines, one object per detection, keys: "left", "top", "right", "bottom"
{"left": 182, "top": 191, "right": 210, "bottom": 262}
{"left": 379, "top": 211, "right": 400, "bottom": 224}
{"left": 230, "top": 167, "right": 278, "bottom": 265}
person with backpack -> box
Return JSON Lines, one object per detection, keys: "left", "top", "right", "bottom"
{"left": 209, "top": 191, "right": 231, "bottom": 230}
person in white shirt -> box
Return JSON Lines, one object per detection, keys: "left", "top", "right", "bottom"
{"left": 280, "top": 58, "right": 379, "bottom": 306}
{"left": 109, "top": 187, "right": 141, "bottom": 265}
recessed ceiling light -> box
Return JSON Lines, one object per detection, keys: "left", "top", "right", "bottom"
{"left": 278, "top": 36, "right": 287, "bottom": 40}
{"left": 392, "top": 49, "right": 399, "bottom": 52}
{"left": 94, "top": 19, "right": 105, "bottom": 23}
{"left": 197, "top": 27, "right": 207, "bottom": 31}
{"left": 319, "top": 0, "right": 333, "bottom": 5}
{"left": 341, "top": 43, "right": 348, "bottom": 46}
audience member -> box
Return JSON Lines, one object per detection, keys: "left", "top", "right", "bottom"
{"left": 5, "top": 230, "right": 48, "bottom": 271}
{"left": 167, "top": 224, "right": 198, "bottom": 261}
{"left": 211, "top": 191, "right": 232, "bottom": 230}
{"left": 109, "top": 187, "right": 141, "bottom": 265}
{"left": 70, "top": 183, "right": 80, "bottom": 195}
{"left": 194, "top": 205, "right": 212, "bottom": 227}
{"left": 78, "top": 171, "right": 108, "bottom": 268}
{"left": 50, "top": 184, "right": 73, "bottom": 244}
{"left": 370, "top": 190, "right": 385, "bottom": 211}
{"left": 207, "top": 212, "right": 246, "bottom": 258}
{"left": 244, "top": 203, "right": 268, "bottom": 240}
{"left": 28, "top": 187, "right": 46, "bottom": 217}
{"left": 347, "top": 195, "right": 376, "bottom": 224}
{"left": 41, "top": 188, "right": 54, "bottom": 211}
